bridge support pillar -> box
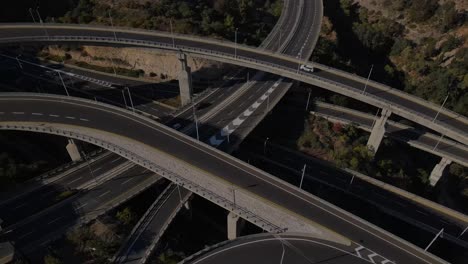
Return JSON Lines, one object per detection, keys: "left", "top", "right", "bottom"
{"left": 66, "top": 139, "right": 82, "bottom": 162}
{"left": 177, "top": 53, "right": 193, "bottom": 106}
{"left": 367, "top": 108, "right": 392, "bottom": 153}
{"left": 429, "top": 157, "right": 452, "bottom": 186}
{"left": 227, "top": 212, "right": 244, "bottom": 240}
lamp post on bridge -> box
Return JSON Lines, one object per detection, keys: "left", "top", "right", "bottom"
{"left": 28, "top": 8, "right": 36, "bottom": 23}
{"left": 362, "top": 64, "right": 374, "bottom": 94}
{"left": 35, "top": 7, "right": 49, "bottom": 39}
{"left": 192, "top": 98, "right": 200, "bottom": 141}
{"left": 263, "top": 137, "right": 270, "bottom": 154}
{"left": 15, "top": 55, "right": 23, "bottom": 70}
{"left": 432, "top": 92, "right": 450, "bottom": 123}
{"left": 57, "top": 71, "right": 70, "bottom": 96}
{"left": 125, "top": 87, "right": 135, "bottom": 113}
{"left": 299, "top": 164, "right": 307, "bottom": 189}
{"left": 169, "top": 19, "right": 175, "bottom": 48}
{"left": 425, "top": 228, "right": 444, "bottom": 252}
{"left": 234, "top": 28, "right": 239, "bottom": 59}
{"left": 108, "top": 10, "right": 117, "bottom": 41}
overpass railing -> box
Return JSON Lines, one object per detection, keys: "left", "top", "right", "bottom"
{"left": 0, "top": 34, "right": 467, "bottom": 143}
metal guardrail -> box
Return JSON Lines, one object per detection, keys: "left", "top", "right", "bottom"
{"left": 2, "top": 34, "right": 467, "bottom": 142}
{"left": 0, "top": 120, "right": 284, "bottom": 234}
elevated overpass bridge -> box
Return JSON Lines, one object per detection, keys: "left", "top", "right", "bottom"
{"left": 0, "top": 23, "right": 466, "bottom": 147}
{"left": 0, "top": 93, "right": 448, "bottom": 264}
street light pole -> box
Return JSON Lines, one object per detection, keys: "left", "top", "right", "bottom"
{"left": 235, "top": 28, "right": 238, "bottom": 59}
{"left": 108, "top": 10, "right": 117, "bottom": 41}
{"left": 121, "top": 90, "right": 128, "bottom": 108}
{"left": 280, "top": 239, "right": 285, "bottom": 264}
{"left": 35, "top": 7, "right": 49, "bottom": 38}
{"left": 169, "top": 19, "right": 175, "bottom": 48}
{"left": 362, "top": 64, "right": 374, "bottom": 94}
{"left": 459, "top": 226, "right": 468, "bottom": 238}
{"left": 266, "top": 94, "right": 270, "bottom": 114}
{"left": 109, "top": 57, "right": 117, "bottom": 76}
{"left": 126, "top": 87, "right": 135, "bottom": 113}
{"left": 263, "top": 137, "right": 269, "bottom": 154}
{"left": 305, "top": 89, "right": 311, "bottom": 110}
{"left": 176, "top": 184, "right": 183, "bottom": 204}
{"left": 433, "top": 134, "right": 445, "bottom": 151}
{"left": 278, "top": 29, "right": 282, "bottom": 51}
{"left": 57, "top": 71, "right": 70, "bottom": 96}
{"left": 81, "top": 151, "right": 97, "bottom": 184}
{"left": 299, "top": 164, "right": 306, "bottom": 189}
{"left": 425, "top": 228, "right": 444, "bottom": 251}
{"left": 433, "top": 93, "right": 449, "bottom": 123}
{"left": 192, "top": 100, "right": 200, "bottom": 141}
{"left": 15, "top": 55, "right": 23, "bottom": 70}
{"left": 28, "top": 8, "right": 36, "bottom": 23}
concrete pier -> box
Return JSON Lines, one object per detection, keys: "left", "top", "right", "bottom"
{"left": 429, "top": 157, "right": 452, "bottom": 186}
{"left": 66, "top": 139, "right": 82, "bottom": 162}
{"left": 227, "top": 211, "right": 242, "bottom": 240}
{"left": 367, "top": 108, "right": 392, "bottom": 153}
{"left": 177, "top": 53, "right": 193, "bottom": 106}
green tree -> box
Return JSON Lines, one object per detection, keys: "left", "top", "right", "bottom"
{"left": 116, "top": 207, "right": 135, "bottom": 226}
{"left": 44, "top": 255, "right": 62, "bottom": 264}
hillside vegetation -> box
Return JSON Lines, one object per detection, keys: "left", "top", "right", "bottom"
{"left": 57, "top": 0, "right": 282, "bottom": 46}
{"left": 313, "top": 0, "right": 467, "bottom": 115}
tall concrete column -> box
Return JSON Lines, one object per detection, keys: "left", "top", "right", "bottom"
{"left": 367, "top": 108, "right": 392, "bottom": 153}
{"left": 66, "top": 139, "right": 82, "bottom": 162}
{"left": 227, "top": 211, "right": 244, "bottom": 240}
{"left": 429, "top": 157, "right": 452, "bottom": 186}
{"left": 177, "top": 53, "right": 193, "bottom": 106}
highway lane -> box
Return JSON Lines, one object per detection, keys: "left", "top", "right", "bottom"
{"left": 1, "top": 165, "right": 162, "bottom": 254}
{"left": 114, "top": 183, "right": 191, "bottom": 264}
{"left": 183, "top": 233, "right": 370, "bottom": 264}
{"left": 1, "top": 24, "right": 466, "bottom": 144}
{"left": 0, "top": 94, "right": 447, "bottom": 263}
{"left": 312, "top": 102, "right": 468, "bottom": 166}
{"left": 0, "top": 152, "right": 126, "bottom": 226}
{"left": 238, "top": 138, "right": 468, "bottom": 241}
{"left": 0, "top": 54, "right": 173, "bottom": 117}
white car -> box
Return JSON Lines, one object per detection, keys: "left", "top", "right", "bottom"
{"left": 300, "top": 64, "right": 314, "bottom": 73}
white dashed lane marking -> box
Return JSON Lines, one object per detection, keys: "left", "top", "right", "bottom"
{"left": 80, "top": 118, "right": 89, "bottom": 122}
{"left": 12, "top": 112, "right": 24, "bottom": 115}
{"left": 32, "top": 112, "right": 43, "bottom": 116}
{"left": 65, "top": 116, "right": 76, "bottom": 120}
{"left": 49, "top": 114, "right": 59, "bottom": 117}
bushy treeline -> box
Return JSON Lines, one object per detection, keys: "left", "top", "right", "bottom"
{"left": 57, "top": 0, "right": 282, "bottom": 45}
{"left": 316, "top": 0, "right": 467, "bottom": 115}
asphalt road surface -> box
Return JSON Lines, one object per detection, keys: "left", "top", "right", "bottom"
{"left": 0, "top": 94, "right": 447, "bottom": 263}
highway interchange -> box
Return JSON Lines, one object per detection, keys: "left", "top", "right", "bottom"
{"left": 0, "top": 92, "right": 448, "bottom": 264}
{"left": 0, "top": 0, "right": 467, "bottom": 263}
{"left": 0, "top": 23, "right": 467, "bottom": 144}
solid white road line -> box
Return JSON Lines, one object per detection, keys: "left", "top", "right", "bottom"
{"left": 98, "top": 190, "right": 111, "bottom": 197}
{"left": 18, "top": 231, "right": 34, "bottom": 240}
{"left": 75, "top": 203, "right": 88, "bottom": 210}
{"left": 14, "top": 202, "right": 28, "bottom": 210}
{"left": 48, "top": 216, "right": 64, "bottom": 225}
{"left": 68, "top": 176, "right": 83, "bottom": 184}
{"left": 121, "top": 178, "right": 135, "bottom": 185}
